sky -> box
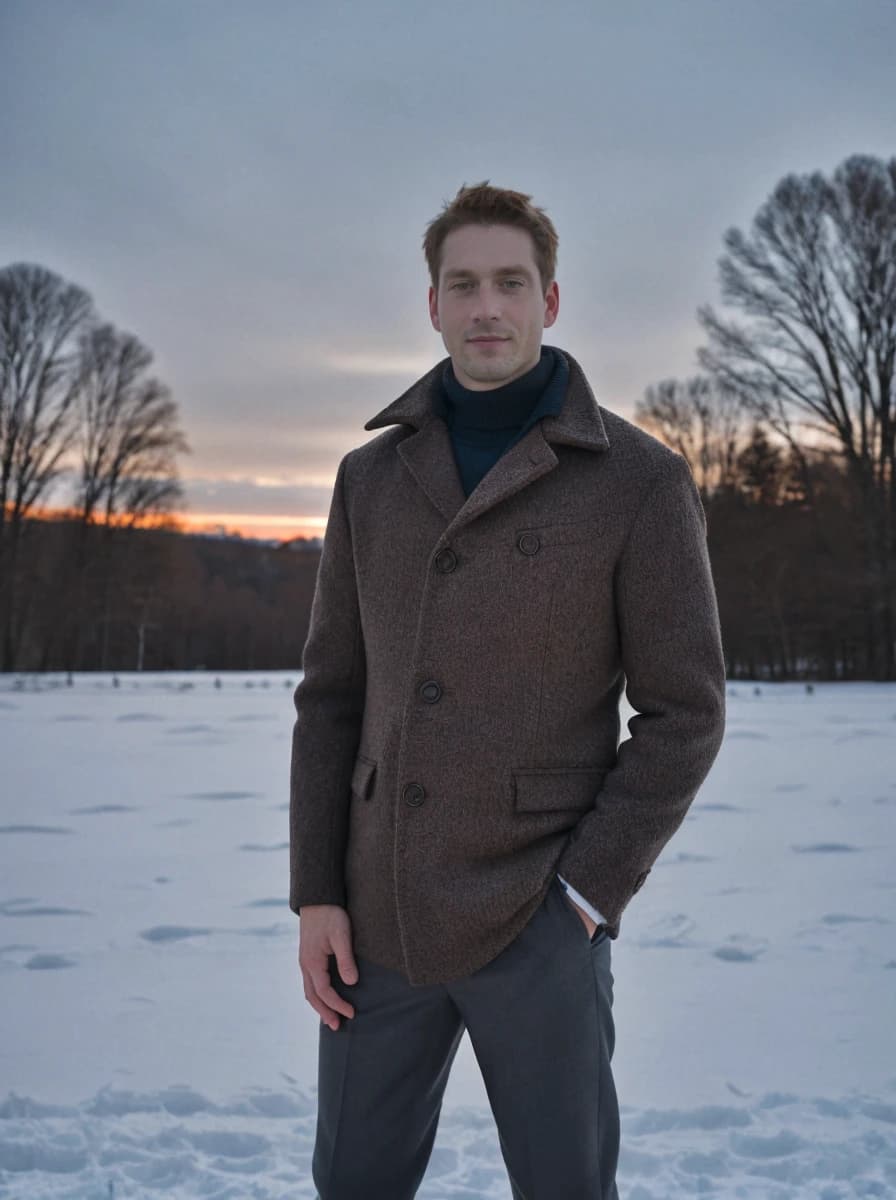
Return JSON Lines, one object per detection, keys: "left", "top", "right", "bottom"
{"left": 2, "top": 0, "right": 894, "bottom": 539}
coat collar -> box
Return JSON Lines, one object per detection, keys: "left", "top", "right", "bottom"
{"left": 362, "top": 346, "right": 610, "bottom": 535}
{"left": 364, "top": 345, "right": 610, "bottom": 454}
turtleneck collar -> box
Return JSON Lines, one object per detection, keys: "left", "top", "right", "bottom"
{"left": 441, "top": 347, "right": 557, "bottom": 432}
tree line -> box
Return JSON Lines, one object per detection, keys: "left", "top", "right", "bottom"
{"left": 10, "top": 516, "right": 320, "bottom": 673}
{"left": 2, "top": 153, "right": 894, "bottom": 679}
{"left": 0, "top": 263, "right": 188, "bottom": 670}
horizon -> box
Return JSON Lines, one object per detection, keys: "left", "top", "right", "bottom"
{"left": 19, "top": 502, "right": 325, "bottom": 544}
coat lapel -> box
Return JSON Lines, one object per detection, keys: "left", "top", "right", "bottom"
{"left": 363, "top": 347, "right": 611, "bottom": 535}
{"left": 395, "top": 416, "right": 467, "bottom": 524}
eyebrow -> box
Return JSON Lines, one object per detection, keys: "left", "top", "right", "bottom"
{"left": 442, "top": 264, "right": 535, "bottom": 281}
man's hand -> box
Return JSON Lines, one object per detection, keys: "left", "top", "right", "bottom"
{"left": 298, "top": 904, "right": 359, "bottom": 1030}
{"left": 562, "top": 892, "right": 598, "bottom": 939}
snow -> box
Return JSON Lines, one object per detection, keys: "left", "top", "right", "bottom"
{"left": 1, "top": 672, "right": 894, "bottom": 1198}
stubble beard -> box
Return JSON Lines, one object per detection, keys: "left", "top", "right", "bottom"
{"left": 454, "top": 339, "right": 529, "bottom": 389}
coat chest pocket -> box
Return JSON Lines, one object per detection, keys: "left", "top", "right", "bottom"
{"left": 513, "top": 513, "right": 625, "bottom": 555}
{"left": 512, "top": 764, "right": 610, "bottom": 812}
{"left": 350, "top": 754, "right": 378, "bottom": 802}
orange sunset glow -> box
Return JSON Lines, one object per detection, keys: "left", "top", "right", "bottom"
{"left": 21, "top": 504, "right": 327, "bottom": 544}
{"left": 176, "top": 511, "right": 327, "bottom": 541}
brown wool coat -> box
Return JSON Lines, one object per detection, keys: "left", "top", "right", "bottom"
{"left": 289, "top": 346, "right": 727, "bottom": 987}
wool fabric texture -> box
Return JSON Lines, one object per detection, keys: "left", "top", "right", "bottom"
{"left": 289, "top": 345, "right": 727, "bottom": 987}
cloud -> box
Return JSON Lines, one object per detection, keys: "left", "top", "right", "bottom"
{"left": 314, "top": 350, "right": 436, "bottom": 377}
{"left": 180, "top": 476, "right": 334, "bottom": 520}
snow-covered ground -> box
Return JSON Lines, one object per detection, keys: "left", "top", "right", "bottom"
{"left": 1, "top": 671, "right": 894, "bottom": 1199}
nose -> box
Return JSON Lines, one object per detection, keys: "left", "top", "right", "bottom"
{"left": 471, "top": 282, "right": 504, "bottom": 323}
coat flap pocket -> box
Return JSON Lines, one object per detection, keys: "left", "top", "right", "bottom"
{"left": 514, "top": 514, "right": 625, "bottom": 550}
{"left": 350, "top": 754, "right": 377, "bottom": 801}
{"left": 513, "top": 765, "right": 610, "bottom": 813}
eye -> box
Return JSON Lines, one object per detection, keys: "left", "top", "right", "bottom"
{"left": 501, "top": 279, "right": 524, "bottom": 289}
{"left": 450, "top": 281, "right": 473, "bottom": 291}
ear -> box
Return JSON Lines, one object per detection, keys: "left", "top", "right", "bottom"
{"left": 543, "top": 280, "right": 560, "bottom": 329}
{"left": 428, "top": 284, "right": 441, "bottom": 332}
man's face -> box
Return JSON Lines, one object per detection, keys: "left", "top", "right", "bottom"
{"left": 428, "top": 224, "right": 559, "bottom": 391}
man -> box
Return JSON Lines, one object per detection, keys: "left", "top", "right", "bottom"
{"left": 290, "top": 182, "right": 727, "bottom": 1199}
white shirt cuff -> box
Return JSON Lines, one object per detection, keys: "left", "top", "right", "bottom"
{"left": 556, "top": 874, "right": 607, "bottom": 926}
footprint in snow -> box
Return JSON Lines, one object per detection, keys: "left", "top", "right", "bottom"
{"left": 658, "top": 851, "right": 715, "bottom": 865}
{"left": 791, "top": 842, "right": 860, "bottom": 854}
{"left": 184, "top": 790, "right": 261, "bottom": 802}
{"left": 0, "top": 824, "right": 75, "bottom": 835}
{"left": 820, "top": 913, "right": 887, "bottom": 926}
{"left": 24, "top": 952, "right": 78, "bottom": 970}
{"left": 0, "top": 904, "right": 90, "bottom": 917}
{"left": 69, "top": 804, "right": 138, "bottom": 814}
{"left": 139, "top": 925, "right": 213, "bottom": 943}
{"left": 638, "top": 913, "right": 696, "bottom": 949}
{"left": 712, "top": 934, "right": 767, "bottom": 962}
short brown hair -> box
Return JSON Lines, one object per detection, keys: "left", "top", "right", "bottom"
{"left": 422, "top": 181, "right": 559, "bottom": 294}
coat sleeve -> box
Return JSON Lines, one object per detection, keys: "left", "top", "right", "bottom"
{"left": 555, "top": 451, "right": 726, "bottom": 932}
{"left": 289, "top": 452, "right": 366, "bottom": 915}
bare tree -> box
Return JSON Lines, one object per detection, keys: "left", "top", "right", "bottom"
{"left": 67, "top": 322, "right": 190, "bottom": 668}
{"left": 635, "top": 374, "right": 747, "bottom": 500}
{"left": 74, "top": 322, "right": 189, "bottom": 527}
{"left": 698, "top": 154, "right": 896, "bottom": 678}
{"left": 0, "top": 263, "right": 94, "bottom": 668}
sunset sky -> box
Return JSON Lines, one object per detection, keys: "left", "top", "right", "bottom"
{"left": 2, "top": 0, "right": 894, "bottom": 540}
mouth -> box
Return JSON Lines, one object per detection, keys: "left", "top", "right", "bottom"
{"left": 468, "top": 336, "right": 509, "bottom": 345}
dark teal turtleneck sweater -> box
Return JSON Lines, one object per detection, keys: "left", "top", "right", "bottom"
{"left": 440, "top": 346, "right": 569, "bottom": 497}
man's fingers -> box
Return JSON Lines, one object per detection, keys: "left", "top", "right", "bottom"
{"left": 315, "top": 977, "right": 355, "bottom": 1021}
{"left": 301, "top": 965, "right": 348, "bottom": 1030}
{"left": 308, "top": 963, "right": 355, "bottom": 1021}
{"left": 333, "top": 939, "right": 359, "bottom": 987}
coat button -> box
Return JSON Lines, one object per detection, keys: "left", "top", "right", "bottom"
{"left": 517, "top": 531, "right": 540, "bottom": 555}
{"left": 419, "top": 679, "right": 442, "bottom": 703}
{"left": 434, "top": 547, "right": 457, "bottom": 573}
{"left": 403, "top": 783, "right": 426, "bottom": 807}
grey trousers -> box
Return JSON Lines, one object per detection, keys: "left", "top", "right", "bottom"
{"left": 311, "top": 875, "right": 620, "bottom": 1200}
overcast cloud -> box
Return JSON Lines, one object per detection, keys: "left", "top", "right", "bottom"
{"left": 2, "top": 0, "right": 893, "bottom": 533}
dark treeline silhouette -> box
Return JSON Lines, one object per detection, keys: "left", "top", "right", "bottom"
{"left": 6, "top": 437, "right": 871, "bottom": 679}
{"left": 12, "top": 515, "right": 320, "bottom": 672}
{"left": 708, "top": 453, "right": 868, "bottom": 680}
{"left": 3, "top": 153, "right": 894, "bottom": 679}
{"left": 638, "top": 378, "right": 872, "bottom": 679}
